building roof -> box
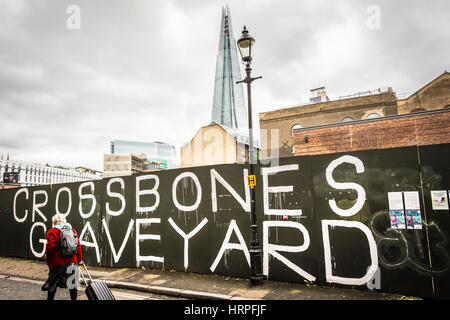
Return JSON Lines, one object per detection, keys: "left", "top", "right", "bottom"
{"left": 189, "top": 122, "right": 250, "bottom": 145}
{"left": 210, "top": 122, "right": 250, "bottom": 144}
{"left": 260, "top": 70, "right": 449, "bottom": 122}
{"left": 398, "top": 71, "right": 450, "bottom": 100}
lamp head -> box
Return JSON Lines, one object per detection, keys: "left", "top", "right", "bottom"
{"left": 237, "top": 26, "right": 255, "bottom": 63}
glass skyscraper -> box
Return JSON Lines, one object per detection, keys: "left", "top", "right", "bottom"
{"left": 211, "top": 6, "right": 248, "bottom": 134}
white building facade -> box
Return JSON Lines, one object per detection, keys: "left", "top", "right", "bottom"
{"left": 0, "top": 159, "right": 102, "bottom": 187}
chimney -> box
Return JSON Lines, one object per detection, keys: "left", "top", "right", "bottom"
{"left": 310, "top": 87, "right": 329, "bottom": 103}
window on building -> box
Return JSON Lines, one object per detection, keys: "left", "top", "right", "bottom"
{"left": 342, "top": 117, "right": 354, "bottom": 123}
{"left": 291, "top": 124, "right": 302, "bottom": 137}
{"left": 367, "top": 113, "right": 380, "bottom": 119}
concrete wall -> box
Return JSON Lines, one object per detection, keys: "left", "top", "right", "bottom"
{"left": 0, "top": 144, "right": 449, "bottom": 299}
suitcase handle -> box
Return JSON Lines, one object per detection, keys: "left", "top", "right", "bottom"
{"left": 79, "top": 261, "right": 94, "bottom": 286}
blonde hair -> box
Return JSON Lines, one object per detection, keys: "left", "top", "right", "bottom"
{"left": 52, "top": 213, "right": 66, "bottom": 227}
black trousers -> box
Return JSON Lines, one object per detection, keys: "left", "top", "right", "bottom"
{"left": 43, "top": 263, "right": 79, "bottom": 300}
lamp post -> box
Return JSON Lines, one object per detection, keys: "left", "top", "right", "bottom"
{"left": 236, "top": 25, "right": 263, "bottom": 286}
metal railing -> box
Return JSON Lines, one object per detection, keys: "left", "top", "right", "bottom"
{"left": 339, "top": 87, "right": 393, "bottom": 100}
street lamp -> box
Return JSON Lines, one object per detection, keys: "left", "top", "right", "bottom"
{"left": 236, "top": 25, "right": 263, "bottom": 286}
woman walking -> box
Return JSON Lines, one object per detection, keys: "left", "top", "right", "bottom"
{"left": 41, "top": 213, "right": 83, "bottom": 300}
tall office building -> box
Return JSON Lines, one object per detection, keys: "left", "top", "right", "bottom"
{"left": 211, "top": 6, "right": 248, "bottom": 133}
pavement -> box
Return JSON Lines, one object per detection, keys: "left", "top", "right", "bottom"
{"left": 0, "top": 256, "right": 420, "bottom": 300}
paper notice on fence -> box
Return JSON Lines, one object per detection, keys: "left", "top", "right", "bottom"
{"left": 406, "top": 210, "right": 422, "bottom": 229}
{"left": 389, "top": 210, "right": 405, "bottom": 229}
{"left": 431, "top": 190, "right": 449, "bottom": 210}
{"left": 403, "top": 191, "right": 420, "bottom": 210}
{"left": 388, "top": 192, "right": 404, "bottom": 210}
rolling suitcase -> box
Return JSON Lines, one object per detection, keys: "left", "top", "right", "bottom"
{"left": 79, "top": 261, "right": 115, "bottom": 300}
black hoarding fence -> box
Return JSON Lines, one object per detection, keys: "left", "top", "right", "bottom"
{"left": 0, "top": 144, "right": 449, "bottom": 299}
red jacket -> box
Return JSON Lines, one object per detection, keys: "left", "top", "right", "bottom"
{"left": 46, "top": 226, "right": 82, "bottom": 268}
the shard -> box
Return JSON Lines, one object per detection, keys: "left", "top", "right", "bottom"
{"left": 211, "top": 6, "right": 248, "bottom": 133}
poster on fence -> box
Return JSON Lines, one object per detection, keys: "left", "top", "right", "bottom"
{"left": 389, "top": 210, "right": 406, "bottom": 229}
{"left": 431, "top": 190, "right": 449, "bottom": 210}
{"left": 406, "top": 210, "right": 422, "bottom": 229}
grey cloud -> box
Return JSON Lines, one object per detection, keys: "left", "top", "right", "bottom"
{"left": 0, "top": 0, "right": 448, "bottom": 170}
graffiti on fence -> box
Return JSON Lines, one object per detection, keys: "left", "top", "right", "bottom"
{"left": 1, "top": 145, "right": 449, "bottom": 298}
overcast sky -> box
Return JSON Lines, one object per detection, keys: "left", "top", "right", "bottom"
{"left": 1, "top": 0, "right": 449, "bottom": 171}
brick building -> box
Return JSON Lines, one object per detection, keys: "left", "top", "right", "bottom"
{"left": 293, "top": 108, "right": 450, "bottom": 156}
{"left": 259, "top": 71, "right": 450, "bottom": 158}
